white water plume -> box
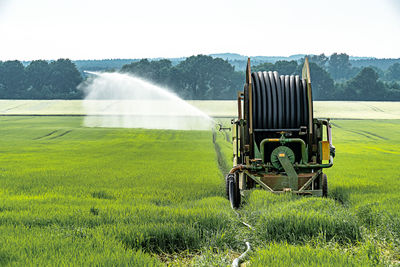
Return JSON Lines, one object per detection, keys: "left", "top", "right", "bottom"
{"left": 80, "top": 72, "right": 213, "bottom": 130}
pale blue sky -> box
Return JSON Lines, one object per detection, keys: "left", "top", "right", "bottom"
{"left": 1, "top": 0, "right": 399, "bottom": 60}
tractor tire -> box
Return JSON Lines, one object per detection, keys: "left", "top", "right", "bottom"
{"left": 225, "top": 174, "right": 232, "bottom": 199}
{"left": 228, "top": 173, "right": 241, "bottom": 209}
{"left": 322, "top": 173, "right": 328, "bottom": 197}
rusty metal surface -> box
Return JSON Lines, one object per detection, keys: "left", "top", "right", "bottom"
{"left": 250, "top": 172, "right": 316, "bottom": 191}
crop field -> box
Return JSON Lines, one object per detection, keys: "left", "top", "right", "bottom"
{"left": 1, "top": 100, "right": 400, "bottom": 119}
{"left": 0, "top": 116, "right": 236, "bottom": 266}
{"left": 216, "top": 119, "right": 400, "bottom": 266}
{"left": 0, "top": 116, "right": 399, "bottom": 266}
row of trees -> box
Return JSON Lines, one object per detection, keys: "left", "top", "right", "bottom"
{"left": 309, "top": 53, "right": 400, "bottom": 100}
{"left": 121, "top": 55, "right": 244, "bottom": 100}
{"left": 0, "top": 54, "right": 399, "bottom": 100}
{"left": 248, "top": 54, "right": 400, "bottom": 100}
{"left": 0, "top": 59, "right": 82, "bottom": 99}
{"left": 307, "top": 53, "right": 400, "bottom": 82}
{"left": 121, "top": 54, "right": 400, "bottom": 101}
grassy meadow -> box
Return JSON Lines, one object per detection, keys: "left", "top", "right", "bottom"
{"left": 215, "top": 119, "right": 400, "bottom": 266}
{"left": 0, "top": 116, "right": 237, "bottom": 266}
{"left": 0, "top": 116, "right": 399, "bottom": 266}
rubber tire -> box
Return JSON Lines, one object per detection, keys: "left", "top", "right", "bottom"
{"left": 225, "top": 174, "right": 232, "bottom": 199}
{"left": 228, "top": 173, "right": 241, "bottom": 209}
{"left": 322, "top": 173, "right": 328, "bottom": 197}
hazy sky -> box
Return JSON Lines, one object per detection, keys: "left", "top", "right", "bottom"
{"left": 1, "top": 0, "right": 400, "bottom": 60}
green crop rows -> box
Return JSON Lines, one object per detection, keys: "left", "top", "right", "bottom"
{"left": 0, "top": 116, "right": 237, "bottom": 266}
{"left": 0, "top": 116, "right": 399, "bottom": 266}
{"left": 215, "top": 119, "right": 400, "bottom": 266}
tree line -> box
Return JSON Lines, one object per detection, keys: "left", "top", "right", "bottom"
{"left": 0, "top": 59, "right": 82, "bottom": 99}
{"left": 121, "top": 56, "right": 243, "bottom": 100}
{"left": 252, "top": 54, "right": 400, "bottom": 100}
{"left": 121, "top": 54, "right": 400, "bottom": 101}
{"left": 0, "top": 54, "right": 399, "bottom": 100}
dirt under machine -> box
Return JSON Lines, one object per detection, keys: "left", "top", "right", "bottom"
{"left": 226, "top": 58, "right": 335, "bottom": 208}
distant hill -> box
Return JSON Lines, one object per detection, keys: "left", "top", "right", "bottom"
{"left": 73, "top": 59, "right": 139, "bottom": 72}
{"left": 209, "top": 53, "right": 306, "bottom": 62}
{"left": 18, "top": 53, "right": 400, "bottom": 73}
{"left": 349, "top": 58, "right": 400, "bottom": 70}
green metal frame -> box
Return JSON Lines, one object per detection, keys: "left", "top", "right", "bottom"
{"left": 243, "top": 169, "right": 323, "bottom": 196}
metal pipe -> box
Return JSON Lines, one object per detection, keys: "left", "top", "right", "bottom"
{"left": 246, "top": 58, "right": 254, "bottom": 159}
{"left": 229, "top": 165, "right": 246, "bottom": 174}
{"left": 237, "top": 92, "right": 243, "bottom": 120}
{"left": 247, "top": 58, "right": 253, "bottom": 136}
{"left": 295, "top": 155, "right": 334, "bottom": 168}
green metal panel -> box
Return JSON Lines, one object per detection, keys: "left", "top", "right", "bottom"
{"left": 278, "top": 154, "right": 298, "bottom": 190}
{"left": 253, "top": 141, "right": 262, "bottom": 159}
{"left": 260, "top": 135, "right": 308, "bottom": 164}
{"left": 271, "top": 146, "right": 295, "bottom": 170}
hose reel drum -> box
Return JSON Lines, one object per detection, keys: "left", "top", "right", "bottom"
{"left": 226, "top": 57, "right": 336, "bottom": 208}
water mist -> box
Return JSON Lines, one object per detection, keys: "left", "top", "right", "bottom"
{"left": 80, "top": 72, "right": 213, "bottom": 130}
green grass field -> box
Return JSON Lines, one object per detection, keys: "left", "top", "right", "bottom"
{"left": 0, "top": 116, "right": 399, "bottom": 266}
{"left": 0, "top": 116, "right": 237, "bottom": 266}
{"left": 215, "top": 119, "right": 400, "bottom": 266}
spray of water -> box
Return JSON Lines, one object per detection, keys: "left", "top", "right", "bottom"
{"left": 80, "top": 72, "right": 214, "bottom": 130}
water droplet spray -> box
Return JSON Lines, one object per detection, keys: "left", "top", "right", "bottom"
{"left": 80, "top": 72, "right": 214, "bottom": 130}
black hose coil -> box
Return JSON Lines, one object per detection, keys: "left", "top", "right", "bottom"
{"left": 251, "top": 71, "right": 309, "bottom": 130}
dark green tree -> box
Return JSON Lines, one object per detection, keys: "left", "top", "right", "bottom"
{"left": 384, "top": 81, "right": 400, "bottom": 99}
{"left": 298, "top": 62, "right": 336, "bottom": 100}
{"left": 273, "top": 60, "right": 298, "bottom": 75}
{"left": 309, "top": 54, "right": 329, "bottom": 68}
{"left": 0, "top": 60, "right": 26, "bottom": 98}
{"left": 345, "top": 67, "right": 385, "bottom": 100}
{"left": 25, "top": 60, "right": 51, "bottom": 98}
{"left": 121, "top": 59, "right": 173, "bottom": 82}
{"left": 175, "top": 55, "right": 240, "bottom": 99}
{"left": 252, "top": 62, "right": 274, "bottom": 72}
{"left": 385, "top": 63, "right": 400, "bottom": 81}
{"left": 48, "top": 59, "right": 82, "bottom": 98}
{"left": 328, "top": 53, "right": 352, "bottom": 80}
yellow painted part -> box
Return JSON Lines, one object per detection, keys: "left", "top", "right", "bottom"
{"left": 268, "top": 138, "right": 280, "bottom": 142}
{"left": 279, "top": 153, "right": 285, "bottom": 157}
{"left": 321, "top": 141, "right": 330, "bottom": 160}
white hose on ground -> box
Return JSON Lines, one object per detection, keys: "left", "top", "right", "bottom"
{"left": 232, "top": 241, "right": 251, "bottom": 267}
{"left": 231, "top": 209, "right": 253, "bottom": 267}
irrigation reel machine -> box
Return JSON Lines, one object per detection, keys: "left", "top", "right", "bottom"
{"left": 226, "top": 58, "right": 335, "bottom": 208}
